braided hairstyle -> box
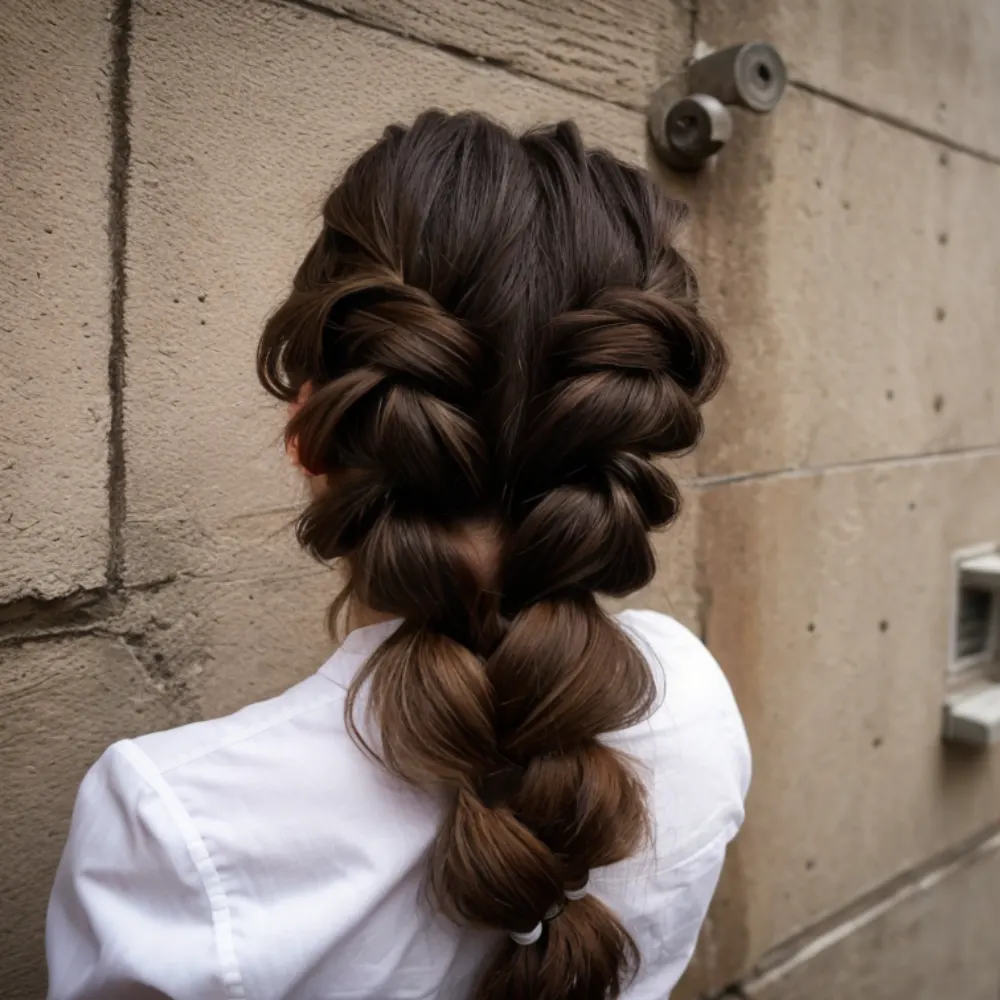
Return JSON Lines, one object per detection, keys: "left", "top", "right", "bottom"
{"left": 258, "top": 111, "right": 726, "bottom": 1000}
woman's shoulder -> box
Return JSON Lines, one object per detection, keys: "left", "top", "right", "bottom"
{"left": 617, "top": 608, "right": 744, "bottom": 726}
{"left": 47, "top": 663, "right": 396, "bottom": 1000}
{"left": 132, "top": 668, "right": 345, "bottom": 778}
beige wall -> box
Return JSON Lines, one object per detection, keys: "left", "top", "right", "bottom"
{"left": 2, "top": 1, "right": 998, "bottom": 998}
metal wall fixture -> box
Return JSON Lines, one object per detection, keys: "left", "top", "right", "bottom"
{"left": 648, "top": 42, "right": 787, "bottom": 171}
{"left": 943, "top": 546, "right": 1000, "bottom": 747}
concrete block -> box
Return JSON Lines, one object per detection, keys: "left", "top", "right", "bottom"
{"left": 692, "top": 88, "right": 1000, "bottom": 477}
{"left": 697, "top": 451, "right": 1000, "bottom": 984}
{"left": 311, "top": 0, "right": 690, "bottom": 109}
{"left": 0, "top": 1, "right": 111, "bottom": 603}
{"left": 701, "top": 0, "right": 1000, "bottom": 160}
{"left": 119, "top": 568, "right": 334, "bottom": 720}
{"left": 124, "top": 0, "right": 647, "bottom": 588}
{"left": 0, "top": 636, "right": 180, "bottom": 999}
{"left": 744, "top": 832, "right": 1000, "bottom": 1000}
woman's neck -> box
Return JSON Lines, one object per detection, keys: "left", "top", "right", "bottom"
{"left": 343, "top": 599, "right": 398, "bottom": 637}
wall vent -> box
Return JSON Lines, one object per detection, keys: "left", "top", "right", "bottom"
{"left": 944, "top": 547, "right": 1000, "bottom": 746}
{"left": 956, "top": 586, "right": 994, "bottom": 660}
{"left": 950, "top": 549, "right": 1000, "bottom": 673}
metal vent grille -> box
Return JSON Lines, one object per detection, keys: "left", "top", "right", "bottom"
{"left": 957, "top": 586, "right": 993, "bottom": 660}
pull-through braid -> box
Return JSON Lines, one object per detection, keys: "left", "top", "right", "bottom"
{"left": 260, "top": 251, "right": 497, "bottom": 685}
{"left": 257, "top": 111, "right": 728, "bottom": 1000}
{"left": 469, "top": 279, "right": 724, "bottom": 1000}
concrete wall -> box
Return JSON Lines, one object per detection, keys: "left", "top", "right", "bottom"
{"left": 2, "top": 1, "right": 998, "bottom": 998}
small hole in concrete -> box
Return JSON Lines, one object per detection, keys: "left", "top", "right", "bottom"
{"left": 935, "top": 307, "right": 946, "bottom": 322}
{"left": 938, "top": 232, "right": 949, "bottom": 246}
{"left": 807, "top": 622, "right": 816, "bottom": 633}
{"left": 200, "top": 320, "right": 206, "bottom": 326}
{"left": 815, "top": 178, "right": 823, "bottom": 189}
{"left": 872, "top": 736, "right": 884, "bottom": 748}
{"left": 933, "top": 394, "right": 945, "bottom": 413}
{"left": 841, "top": 198, "right": 851, "bottom": 210}
{"left": 173, "top": 296, "right": 180, "bottom": 304}
{"left": 886, "top": 389, "right": 895, "bottom": 401}
{"left": 879, "top": 619, "right": 890, "bottom": 633}
{"left": 153, "top": 652, "right": 164, "bottom": 663}
{"left": 939, "top": 151, "right": 950, "bottom": 166}
{"left": 805, "top": 859, "right": 816, "bottom": 871}
{"left": 198, "top": 293, "right": 207, "bottom": 302}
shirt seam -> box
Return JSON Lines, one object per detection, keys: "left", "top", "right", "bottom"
{"left": 114, "top": 739, "right": 247, "bottom": 1000}
{"left": 151, "top": 684, "right": 343, "bottom": 776}
{"left": 316, "top": 655, "right": 365, "bottom": 692}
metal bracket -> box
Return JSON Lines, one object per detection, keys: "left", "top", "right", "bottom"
{"left": 943, "top": 686, "right": 1000, "bottom": 746}
{"left": 648, "top": 42, "right": 788, "bottom": 171}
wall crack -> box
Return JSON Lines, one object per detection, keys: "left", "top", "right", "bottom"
{"left": 106, "top": 0, "right": 132, "bottom": 592}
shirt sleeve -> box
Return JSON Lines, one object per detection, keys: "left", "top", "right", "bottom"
{"left": 46, "top": 740, "right": 232, "bottom": 1000}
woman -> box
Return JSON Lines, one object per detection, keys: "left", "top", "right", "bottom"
{"left": 47, "top": 111, "right": 749, "bottom": 1000}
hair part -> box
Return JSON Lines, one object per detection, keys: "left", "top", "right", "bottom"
{"left": 258, "top": 110, "right": 726, "bottom": 1000}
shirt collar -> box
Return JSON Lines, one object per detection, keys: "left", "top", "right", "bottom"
{"left": 317, "top": 618, "right": 403, "bottom": 689}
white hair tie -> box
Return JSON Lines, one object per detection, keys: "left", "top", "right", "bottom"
{"left": 509, "top": 923, "right": 542, "bottom": 946}
{"left": 507, "top": 884, "right": 590, "bottom": 945}
{"left": 508, "top": 902, "right": 563, "bottom": 946}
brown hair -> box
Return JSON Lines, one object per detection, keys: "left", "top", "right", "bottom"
{"left": 258, "top": 111, "right": 725, "bottom": 1000}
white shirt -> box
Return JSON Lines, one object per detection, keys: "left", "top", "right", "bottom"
{"left": 47, "top": 609, "right": 750, "bottom": 1000}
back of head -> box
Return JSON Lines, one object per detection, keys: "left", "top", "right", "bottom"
{"left": 258, "top": 110, "right": 726, "bottom": 1000}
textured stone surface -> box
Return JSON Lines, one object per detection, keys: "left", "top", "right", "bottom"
{"left": 119, "top": 567, "right": 334, "bottom": 720}
{"left": 0, "top": 637, "right": 180, "bottom": 998}
{"left": 698, "top": 451, "right": 1000, "bottom": 984}
{"left": 745, "top": 833, "right": 1000, "bottom": 1000}
{"left": 124, "top": 0, "right": 648, "bottom": 588}
{"left": 312, "top": 0, "right": 690, "bottom": 109}
{"left": 700, "top": 0, "right": 1000, "bottom": 159}
{"left": 0, "top": 1, "right": 111, "bottom": 603}
{"left": 691, "top": 87, "right": 1000, "bottom": 478}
